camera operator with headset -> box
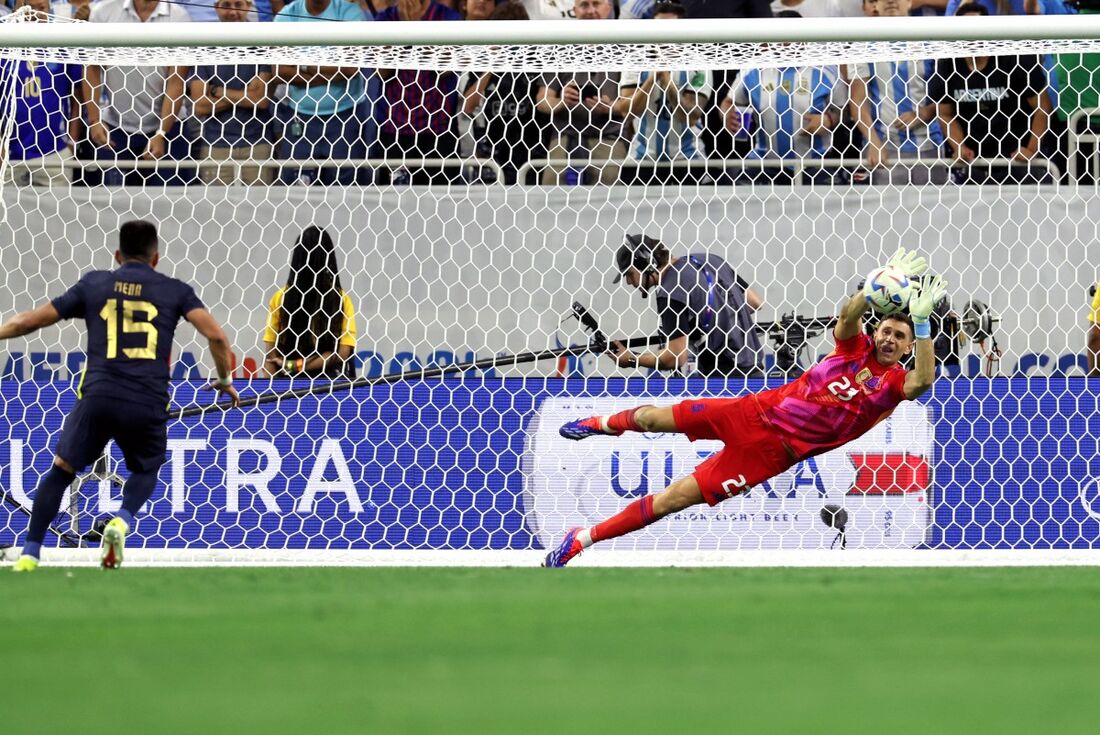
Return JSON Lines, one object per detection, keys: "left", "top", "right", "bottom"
{"left": 608, "top": 233, "right": 765, "bottom": 377}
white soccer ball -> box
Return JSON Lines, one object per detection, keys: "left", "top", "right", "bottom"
{"left": 863, "top": 265, "right": 913, "bottom": 315}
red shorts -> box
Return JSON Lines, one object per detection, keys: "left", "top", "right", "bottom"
{"left": 672, "top": 396, "right": 795, "bottom": 506}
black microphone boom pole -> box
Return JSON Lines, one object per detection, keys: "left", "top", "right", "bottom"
{"left": 169, "top": 333, "right": 666, "bottom": 420}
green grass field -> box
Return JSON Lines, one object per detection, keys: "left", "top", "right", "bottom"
{"left": 3, "top": 567, "right": 1099, "bottom": 734}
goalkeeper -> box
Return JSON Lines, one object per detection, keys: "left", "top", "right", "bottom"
{"left": 1, "top": 221, "right": 240, "bottom": 572}
{"left": 546, "top": 248, "right": 945, "bottom": 567}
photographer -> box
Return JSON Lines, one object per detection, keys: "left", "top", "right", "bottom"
{"left": 609, "top": 233, "right": 764, "bottom": 377}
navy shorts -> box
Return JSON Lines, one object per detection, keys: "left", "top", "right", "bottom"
{"left": 54, "top": 396, "right": 168, "bottom": 474}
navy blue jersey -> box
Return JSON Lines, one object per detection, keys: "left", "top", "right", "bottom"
{"left": 51, "top": 262, "right": 205, "bottom": 407}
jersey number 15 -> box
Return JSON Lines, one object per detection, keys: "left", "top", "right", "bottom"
{"left": 99, "top": 299, "right": 159, "bottom": 359}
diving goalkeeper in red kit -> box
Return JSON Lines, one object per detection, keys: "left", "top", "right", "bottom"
{"left": 543, "top": 248, "right": 946, "bottom": 567}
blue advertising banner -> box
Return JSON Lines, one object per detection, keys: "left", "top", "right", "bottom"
{"left": 1, "top": 379, "right": 1098, "bottom": 551}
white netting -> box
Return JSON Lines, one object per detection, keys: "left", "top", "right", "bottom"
{"left": 1, "top": 9, "right": 1099, "bottom": 564}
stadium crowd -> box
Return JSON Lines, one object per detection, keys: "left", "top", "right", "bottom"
{"left": 3, "top": 0, "right": 1099, "bottom": 186}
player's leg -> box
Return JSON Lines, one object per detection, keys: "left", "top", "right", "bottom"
{"left": 105, "top": 405, "right": 169, "bottom": 570}
{"left": 559, "top": 404, "right": 677, "bottom": 440}
{"left": 542, "top": 473, "right": 705, "bottom": 567}
{"left": 544, "top": 408, "right": 792, "bottom": 567}
{"left": 14, "top": 401, "right": 109, "bottom": 570}
{"left": 559, "top": 397, "right": 747, "bottom": 442}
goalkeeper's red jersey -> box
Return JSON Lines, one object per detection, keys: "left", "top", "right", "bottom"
{"left": 753, "top": 333, "right": 909, "bottom": 460}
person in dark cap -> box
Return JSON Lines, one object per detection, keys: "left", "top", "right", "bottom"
{"left": 609, "top": 232, "right": 764, "bottom": 377}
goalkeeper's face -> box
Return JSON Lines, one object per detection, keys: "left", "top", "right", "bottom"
{"left": 873, "top": 318, "right": 914, "bottom": 366}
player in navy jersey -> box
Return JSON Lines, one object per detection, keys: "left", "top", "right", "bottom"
{"left": 2, "top": 221, "right": 239, "bottom": 572}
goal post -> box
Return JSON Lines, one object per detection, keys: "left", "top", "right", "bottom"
{"left": 1, "top": 11, "right": 1100, "bottom": 566}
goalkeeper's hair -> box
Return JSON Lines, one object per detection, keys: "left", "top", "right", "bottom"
{"left": 879, "top": 313, "right": 915, "bottom": 339}
{"left": 118, "top": 220, "right": 159, "bottom": 262}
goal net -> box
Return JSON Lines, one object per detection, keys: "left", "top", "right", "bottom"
{"left": 1, "top": 10, "right": 1099, "bottom": 565}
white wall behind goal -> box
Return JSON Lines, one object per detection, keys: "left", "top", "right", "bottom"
{"left": 0, "top": 185, "right": 1094, "bottom": 379}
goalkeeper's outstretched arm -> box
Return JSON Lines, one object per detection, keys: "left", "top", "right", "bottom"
{"left": 903, "top": 275, "right": 947, "bottom": 400}
{"left": 834, "top": 293, "right": 869, "bottom": 342}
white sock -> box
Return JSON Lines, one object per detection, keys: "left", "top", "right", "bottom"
{"left": 599, "top": 416, "right": 613, "bottom": 433}
{"left": 577, "top": 528, "right": 593, "bottom": 548}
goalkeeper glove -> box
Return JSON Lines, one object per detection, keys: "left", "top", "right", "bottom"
{"left": 886, "top": 247, "right": 928, "bottom": 278}
{"left": 908, "top": 275, "right": 947, "bottom": 340}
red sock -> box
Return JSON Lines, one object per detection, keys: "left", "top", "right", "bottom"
{"left": 605, "top": 408, "right": 644, "bottom": 434}
{"left": 589, "top": 495, "right": 657, "bottom": 543}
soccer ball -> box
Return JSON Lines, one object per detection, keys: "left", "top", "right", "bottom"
{"left": 862, "top": 266, "right": 913, "bottom": 315}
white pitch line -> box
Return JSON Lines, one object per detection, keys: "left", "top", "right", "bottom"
{"left": 8, "top": 548, "right": 1100, "bottom": 568}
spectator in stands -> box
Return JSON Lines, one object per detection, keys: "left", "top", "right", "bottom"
{"left": 681, "top": 0, "right": 770, "bottom": 15}
{"left": 1054, "top": 22, "right": 1100, "bottom": 182}
{"left": 523, "top": 0, "right": 574, "bottom": 18}
{"left": 462, "top": 2, "right": 545, "bottom": 184}
{"left": 930, "top": 2, "right": 1052, "bottom": 182}
{"left": 86, "top": 0, "right": 193, "bottom": 186}
{"left": 3, "top": 0, "right": 82, "bottom": 186}
{"left": 943, "top": 0, "right": 1071, "bottom": 15}
{"left": 274, "top": 0, "right": 373, "bottom": 186}
{"left": 768, "top": 0, "right": 844, "bottom": 16}
{"left": 848, "top": 0, "right": 946, "bottom": 184}
{"left": 262, "top": 226, "right": 358, "bottom": 379}
{"left": 50, "top": 0, "right": 91, "bottom": 20}
{"left": 179, "top": 0, "right": 218, "bottom": 21}
{"left": 680, "top": 0, "right": 771, "bottom": 165}
{"left": 191, "top": 0, "right": 274, "bottom": 185}
{"left": 721, "top": 16, "right": 839, "bottom": 184}
{"left": 463, "top": 0, "right": 495, "bottom": 17}
{"left": 180, "top": 0, "right": 279, "bottom": 21}
{"left": 537, "top": 0, "right": 625, "bottom": 184}
{"left": 908, "top": 0, "right": 947, "bottom": 14}
{"left": 614, "top": 2, "right": 711, "bottom": 183}
{"left": 376, "top": 0, "right": 463, "bottom": 184}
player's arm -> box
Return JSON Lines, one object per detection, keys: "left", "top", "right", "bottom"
{"left": 0, "top": 303, "right": 61, "bottom": 340}
{"left": 613, "top": 335, "right": 687, "bottom": 371}
{"left": 834, "top": 292, "right": 869, "bottom": 342}
{"left": 186, "top": 308, "right": 241, "bottom": 407}
{"left": 614, "top": 296, "right": 691, "bottom": 370}
{"left": 903, "top": 275, "right": 947, "bottom": 400}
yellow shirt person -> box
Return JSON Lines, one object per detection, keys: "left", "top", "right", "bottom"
{"left": 262, "top": 286, "right": 358, "bottom": 376}
{"left": 262, "top": 226, "right": 358, "bottom": 378}
{"left": 1088, "top": 282, "right": 1100, "bottom": 376}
